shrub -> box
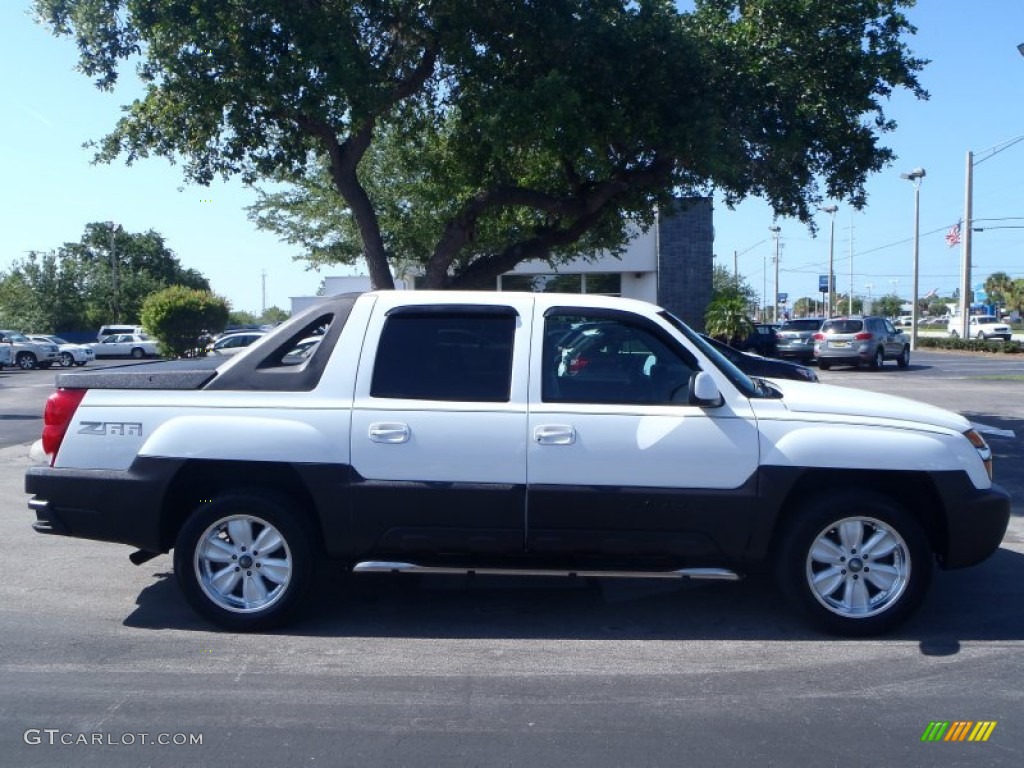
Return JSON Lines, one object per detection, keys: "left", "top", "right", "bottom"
{"left": 140, "top": 286, "right": 229, "bottom": 358}
{"left": 915, "top": 337, "right": 1022, "bottom": 354}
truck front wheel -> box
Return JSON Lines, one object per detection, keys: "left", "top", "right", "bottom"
{"left": 776, "top": 491, "right": 932, "bottom": 636}
{"left": 174, "top": 492, "right": 314, "bottom": 631}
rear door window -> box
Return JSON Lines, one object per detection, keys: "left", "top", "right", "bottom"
{"left": 371, "top": 309, "right": 516, "bottom": 402}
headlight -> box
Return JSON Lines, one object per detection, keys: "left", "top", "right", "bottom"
{"left": 964, "top": 429, "right": 993, "bottom": 479}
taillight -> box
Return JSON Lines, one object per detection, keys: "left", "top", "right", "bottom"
{"left": 568, "top": 356, "right": 590, "bottom": 375}
{"left": 812, "top": 333, "right": 824, "bottom": 341}
{"left": 854, "top": 332, "right": 872, "bottom": 340}
{"left": 42, "top": 388, "right": 87, "bottom": 464}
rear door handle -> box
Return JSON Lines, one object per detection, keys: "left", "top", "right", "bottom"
{"left": 533, "top": 425, "right": 576, "bottom": 445}
{"left": 369, "top": 423, "right": 410, "bottom": 444}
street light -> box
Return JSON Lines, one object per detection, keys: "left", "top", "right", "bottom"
{"left": 819, "top": 205, "right": 838, "bottom": 317}
{"left": 769, "top": 226, "right": 781, "bottom": 322}
{"left": 899, "top": 167, "right": 925, "bottom": 350}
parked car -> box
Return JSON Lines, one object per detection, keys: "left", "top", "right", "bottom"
{"left": 813, "top": 316, "right": 910, "bottom": 370}
{"left": 774, "top": 318, "right": 825, "bottom": 363}
{"left": 0, "top": 330, "right": 60, "bottom": 370}
{"left": 26, "top": 334, "right": 96, "bottom": 367}
{"left": 895, "top": 315, "right": 913, "bottom": 327}
{"left": 700, "top": 334, "right": 818, "bottom": 382}
{"left": 0, "top": 336, "right": 12, "bottom": 368}
{"left": 96, "top": 324, "right": 145, "bottom": 342}
{"left": 282, "top": 336, "right": 322, "bottom": 364}
{"left": 207, "top": 331, "right": 266, "bottom": 356}
{"left": 736, "top": 323, "right": 778, "bottom": 357}
{"left": 27, "top": 291, "right": 1009, "bottom": 636}
{"left": 948, "top": 315, "right": 1012, "bottom": 341}
{"left": 89, "top": 333, "right": 160, "bottom": 359}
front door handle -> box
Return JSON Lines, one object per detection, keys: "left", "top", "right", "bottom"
{"left": 533, "top": 425, "right": 576, "bottom": 445}
{"left": 369, "top": 422, "right": 410, "bottom": 444}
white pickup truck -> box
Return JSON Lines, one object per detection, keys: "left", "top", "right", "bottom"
{"left": 26, "top": 291, "right": 1010, "bottom": 635}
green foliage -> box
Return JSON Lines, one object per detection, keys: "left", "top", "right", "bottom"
{"left": 140, "top": 287, "right": 229, "bottom": 358}
{"left": 259, "top": 306, "right": 289, "bottom": 325}
{"left": 0, "top": 223, "right": 209, "bottom": 332}
{"left": 704, "top": 295, "right": 754, "bottom": 341}
{"left": 873, "top": 293, "right": 903, "bottom": 318}
{"left": 712, "top": 265, "right": 757, "bottom": 304}
{"left": 227, "top": 310, "right": 259, "bottom": 326}
{"left": 36, "top": 0, "right": 925, "bottom": 289}
{"left": 915, "top": 337, "right": 1022, "bottom": 354}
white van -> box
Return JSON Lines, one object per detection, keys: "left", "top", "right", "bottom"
{"left": 97, "top": 324, "right": 144, "bottom": 341}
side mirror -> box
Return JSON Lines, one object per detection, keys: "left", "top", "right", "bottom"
{"left": 688, "top": 371, "right": 723, "bottom": 408}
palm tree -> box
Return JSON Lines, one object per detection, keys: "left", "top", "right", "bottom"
{"left": 704, "top": 295, "right": 754, "bottom": 344}
{"left": 984, "top": 271, "right": 1014, "bottom": 308}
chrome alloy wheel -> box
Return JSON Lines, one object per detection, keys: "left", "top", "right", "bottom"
{"left": 194, "top": 514, "right": 293, "bottom": 613}
{"left": 805, "top": 516, "right": 910, "bottom": 619}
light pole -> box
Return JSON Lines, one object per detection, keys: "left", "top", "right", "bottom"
{"left": 769, "top": 226, "right": 781, "bottom": 322}
{"left": 107, "top": 221, "right": 121, "bottom": 322}
{"left": 819, "top": 205, "right": 838, "bottom": 317}
{"left": 900, "top": 167, "right": 925, "bottom": 350}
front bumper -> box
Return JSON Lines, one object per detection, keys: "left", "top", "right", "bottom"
{"left": 933, "top": 474, "right": 1011, "bottom": 569}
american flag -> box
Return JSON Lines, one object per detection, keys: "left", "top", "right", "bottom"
{"left": 945, "top": 221, "right": 961, "bottom": 248}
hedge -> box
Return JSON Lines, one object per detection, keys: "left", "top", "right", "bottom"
{"left": 914, "top": 336, "right": 1023, "bottom": 354}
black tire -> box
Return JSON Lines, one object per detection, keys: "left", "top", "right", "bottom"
{"left": 949, "top": 329, "right": 959, "bottom": 339}
{"left": 130, "top": 347, "right": 145, "bottom": 359}
{"left": 775, "top": 490, "right": 932, "bottom": 636}
{"left": 870, "top": 347, "right": 884, "bottom": 370}
{"left": 897, "top": 345, "right": 910, "bottom": 369}
{"left": 174, "top": 492, "right": 316, "bottom": 631}
{"left": 976, "top": 331, "right": 987, "bottom": 341}
{"left": 59, "top": 352, "right": 75, "bottom": 367}
{"left": 818, "top": 360, "right": 831, "bottom": 371}
{"left": 16, "top": 352, "right": 37, "bottom": 370}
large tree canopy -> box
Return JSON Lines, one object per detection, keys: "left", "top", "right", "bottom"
{"left": 35, "top": 0, "right": 925, "bottom": 289}
{"left": 0, "top": 223, "right": 209, "bottom": 332}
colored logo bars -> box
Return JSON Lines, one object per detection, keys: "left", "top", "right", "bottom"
{"left": 921, "top": 721, "right": 997, "bottom": 742}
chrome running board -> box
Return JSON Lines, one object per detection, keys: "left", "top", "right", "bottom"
{"left": 352, "top": 561, "right": 741, "bottom": 581}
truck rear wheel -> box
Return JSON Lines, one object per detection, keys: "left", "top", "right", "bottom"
{"left": 775, "top": 490, "right": 932, "bottom": 636}
{"left": 174, "top": 492, "right": 314, "bottom": 631}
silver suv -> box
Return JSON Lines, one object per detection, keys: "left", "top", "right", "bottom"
{"left": 0, "top": 330, "right": 60, "bottom": 370}
{"left": 775, "top": 318, "right": 824, "bottom": 363}
{"left": 813, "top": 316, "right": 909, "bottom": 371}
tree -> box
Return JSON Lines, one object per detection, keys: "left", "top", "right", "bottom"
{"left": 0, "top": 251, "right": 86, "bottom": 332}
{"left": 704, "top": 295, "right": 754, "bottom": 344}
{"left": 36, "top": 0, "right": 925, "bottom": 289}
{"left": 984, "top": 271, "right": 1014, "bottom": 309}
{"left": 873, "top": 293, "right": 903, "bottom": 318}
{"left": 834, "top": 294, "right": 864, "bottom": 316}
{"left": 0, "top": 224, "right": 210, "bottom": 332}
{"left": 140, "top": 287, "right": 229, "bottom": 358}
{"left": 260, "top": 306, "right": 290, "bottom": 325}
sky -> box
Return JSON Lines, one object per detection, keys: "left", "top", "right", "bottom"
{"left": 2, "top": 2, "right": 1023, "bottom": 316}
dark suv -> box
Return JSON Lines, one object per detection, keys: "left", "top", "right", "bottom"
{"left": 813, "top": 316, "right": 909, "bottom": 370}
{"left": 736, "top": 323, "right": 778, "bottom": 357}
{"left": 775, "top": 318, "right": 824, "bottom": 363}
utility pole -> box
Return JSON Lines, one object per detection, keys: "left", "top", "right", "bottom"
{"left": 108, "top": 221, "right": 120, "bottom": 322}
{"left": 261, "top": 269, "right": 267, "bottom": 315}
{"left": 848, "top": 217, "right": 855, "bottom": 315}
{"left": 769, "top": 226, "right": 781, "bottom": 323}
{"left": 819, "top": 205, "right": 838, "bottom": 317}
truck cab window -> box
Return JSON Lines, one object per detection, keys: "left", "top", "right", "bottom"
{"left": 372, "top": 311, "right": 516, "bottom": 402}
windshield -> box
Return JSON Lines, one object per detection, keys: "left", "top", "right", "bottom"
{"left": 781, "top": 319, "right": 822, "bottom": 331}
{"left": 975, "top": 317, "right": 999, "bottom": 325}
{"left": 658, "top": 311, "right": 760, "bottom": 398}
{"left": 7, "top": 332, "right": 29, "bottom": 343}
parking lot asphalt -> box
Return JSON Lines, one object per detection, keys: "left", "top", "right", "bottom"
{"left": 1, "top": 352, "right": 1022, "bottom": 767}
